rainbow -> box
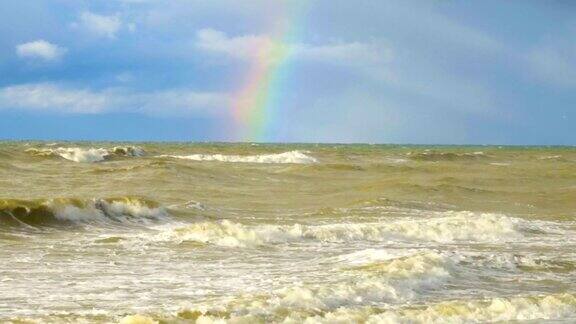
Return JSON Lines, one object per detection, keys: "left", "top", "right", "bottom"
{"left": 231, "top": 4, "right": 309, "bottom": 142}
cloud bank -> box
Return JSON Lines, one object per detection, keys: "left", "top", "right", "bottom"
{"left": 196, "top": 28, "right": 388, "bottom": 67}
{"left": 0, "top": 83, "right": 229, "bottom": 116}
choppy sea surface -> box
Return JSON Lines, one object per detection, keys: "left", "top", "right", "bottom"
{"left": 1, "top": 142, "right": 576, "bottom": 323}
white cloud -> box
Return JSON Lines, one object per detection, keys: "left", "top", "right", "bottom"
{"left": 197, "top": 29, "right": 276, "bottom": 60}
{"left": 74, "top": 12, "right": 124, "bottom": 39}
{"left": 0, "top": 83, "right": 107, "bottom": 113}
{"left": 16, "top": 40, "right": 67, "bottom": 61}
{"left": 196, "top": 28, "right": 388, "bottom": 67}
{"left": 0, "top": 83, "right": 229, "bottom": 116}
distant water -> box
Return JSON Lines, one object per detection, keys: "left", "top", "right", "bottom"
{"left": 1, "top": 142, "right": 576, "bottom": 323}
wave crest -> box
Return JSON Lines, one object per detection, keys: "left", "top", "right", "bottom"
{"left": 169, "top": 250, "right": 455, "bottom": 323}
{"left": 158, "top": 150, "right": 318, "bottom": 164}
{"left": 343, "top": 250, "right": 453, "bottom": 280}
{"left": 124, "top": 292, "right": 576, "bottom": 324}
{"left": 367, "top": 293, "right": 576, "bottom": 324}
{"left": 151, "top": 212, "right": 523, "bottom": 247}
{"left": 25, "top": 146, "right": 145, "bottom": 163}
{"left": 0, "top": 197, "right": 166, "bottom": 227}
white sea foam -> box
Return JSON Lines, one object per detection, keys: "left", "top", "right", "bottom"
{"left": 490, "top": 162, "right": 511, "bottom": 166}
{"left": 119, "top": 314, "right": 158, "bottom": 324}
{"left": 302, "top": 212, "right": 520, "bottom": 243}
{"left": 272, "top": 262, "right": 449, "bottom": 310}
{"left": 26, "top": 146, "right": 145, "bottom": 163}
{"left": 364, "top": 293, "right": 576, "bottom": 324}
{"left": 47, "top": 147, "right": 110, "bottom": 162}
{"left": 341, "top": 250, "right": 455, "bottom": 282}
{"left": 158, "top": 150, "right": 318, "bottom": 164}
{"left": 337, "top": 248, "right": 576, "bottom": 279}
{"left": 174, "top": 250, "right": 455, "bottom": 323}
{"left": 122, "top": 248, "right": 576, "bottom": 323}
{"left": 181, "top": 289, "right": 576, "bottom": 324}
{"left": 385, "top": 158, "right": 409, "bottom": 164}
{"left": 457, "top": 252, "right": 576, "bottom": 273}
{"left": 336, "top": 248, "right": 414, "bottom": 266}
{"left": 148, "top": 212, "right": 523, "bottom": 247}
{"left": 246, "top": 293, "right": 576, "bottom": 324}
{"left": 539, "top": 155, "right": 563, "bottom": 160}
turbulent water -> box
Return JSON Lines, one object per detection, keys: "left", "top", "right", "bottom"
{"left": 1, "top": 142, "right": 575, "bottom": 323}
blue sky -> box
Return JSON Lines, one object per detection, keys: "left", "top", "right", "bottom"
{"left": 0, "top": 0, "right": 574, "bottom": 144}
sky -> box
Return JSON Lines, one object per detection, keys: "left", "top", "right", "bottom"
{"left": 0, "top": 0, "right": 575, "bottom": 144}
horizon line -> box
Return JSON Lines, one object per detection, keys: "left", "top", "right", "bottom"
{"left": 1, "top": 139, "right": 574, "bottom": 148}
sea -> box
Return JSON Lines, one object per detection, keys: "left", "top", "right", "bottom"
{"left": 1, "top": 142, "right": 575, "bottom": 323}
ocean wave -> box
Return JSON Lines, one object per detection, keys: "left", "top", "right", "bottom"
{"left": 337, "top": 248, "right": 576, "bottom": 278}
{"left": 407, "top": 150, "right": 488, "bottom": 162}
{"left": 168, "top": 292, "right": 576, "bottom": 324}
{"left": 0, "top": 197, "right": 167, "bottom": 228}
{"left": 32, "top": 292, "right": 576, "bottom": 324}
{"left": 128, "top": 251, "right": 576, "bottom": 324}
{"left": 147, "top": 212, "right": 523, "bottom": 247}
{"left": 25, "top": 146, "right": 145, "bottom": 163}
{"left": 157, "top": 150, "right": 318, "bottom": 164}
{"left": 161, "top": 250, "right": 455, "bottom": 323}
{"left": 538, "top": 155, "right": 567, "bottom": 162}
{"left": 364, "top": 293, "right": 576, "bottom": 324}
{"left": 459, "top": 252, "right": 576, "bottom": 273}
{"left": 342, "top": 250, "right": 454, "bottom": 281}
{"left": 116, "top": 248, "right": 576, "bottom": 324}
{"left": 490, "top": 162, "right": 511, "bottom": 166}
{"left": 273, "top": 253, "right": 452, "bottom": 309}
{"left": 15, "top": 247, "right": 575, "bottom": 323}
{"left": 225, "top": 293, "right": 576, "bottom": 323}
{"left": 120, "top": 315, "right": 158, "bottom": 324}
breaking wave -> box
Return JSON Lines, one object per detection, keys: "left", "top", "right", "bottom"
{"left": 149, "top": 212, "right": 523, "bottom": 247}
{"left": 120, "top": 249, "right": 576, "bottom": 323}
{"left": 364, "top": 293, "right": 576, "bottom": 323}
{"left": 458, "top": 252, "right": 576, "bottom": 273}
{"left": 538, "top": 155, "right": 568, "bottom": 162}
{"left": 0, "top": 197, "right": 167, "bottom": 227}
{"left": 157, "top": 150, "right": 318, "bottom": 164}
{"left": 342, "top": 250, "right": 454, "bottom": 281}
{"left": 155, "top": 250, "right": 455, "bottom": 323}
{"left": 25, "top": 146, "right": 145, "bottom": 163}
{"left": 338, "top": 248, "right": 576, "bottom": 279}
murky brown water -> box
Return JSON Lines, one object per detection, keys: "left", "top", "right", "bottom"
{"left": 1, "top": 142, "right": 575, "bottom": 323}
